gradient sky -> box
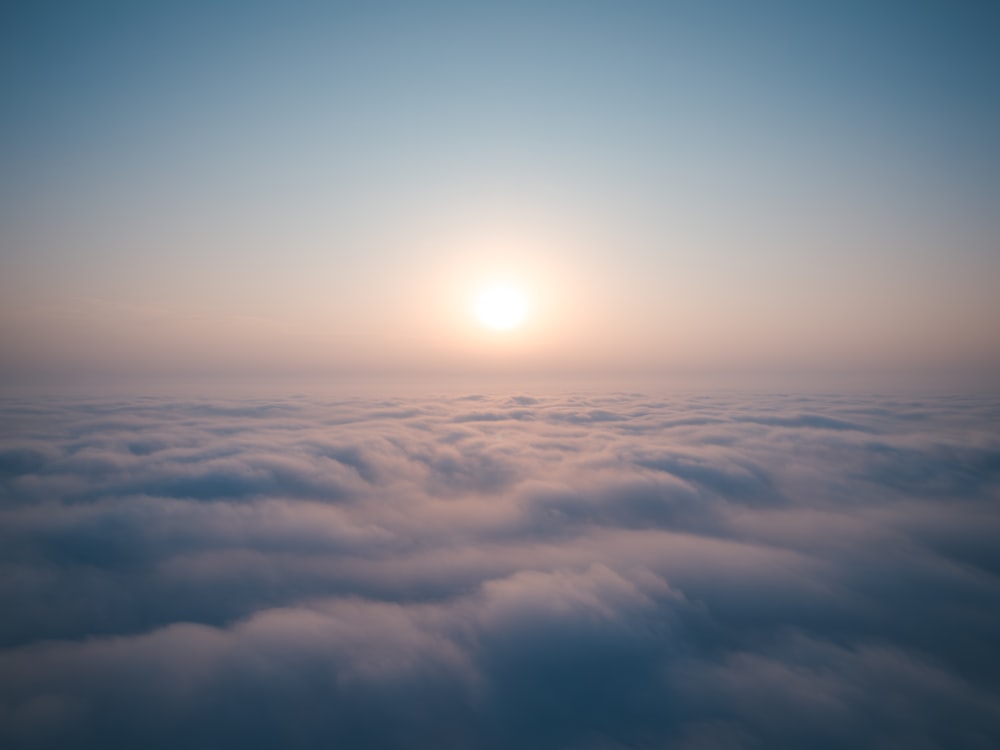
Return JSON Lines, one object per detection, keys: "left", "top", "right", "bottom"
{"left": 1, "top": 0, "right": 998, "bottom": 386}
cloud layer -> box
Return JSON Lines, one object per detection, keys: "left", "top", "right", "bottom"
{"left": 1, "top": 391, "right": 999, "bottom": 748}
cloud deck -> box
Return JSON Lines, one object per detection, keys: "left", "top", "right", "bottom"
{"left": 1, "top": 392, "right": 999, "bottom": 748}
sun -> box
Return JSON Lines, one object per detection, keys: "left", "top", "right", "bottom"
{"left": 475, "top": 285, "right": 528, "bottom": 331}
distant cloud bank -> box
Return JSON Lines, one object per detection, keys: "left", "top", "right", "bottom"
{"left": 1, "top": 392, "right": 999, "bottom": 748}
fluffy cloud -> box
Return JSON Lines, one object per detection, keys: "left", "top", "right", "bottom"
{"left": 1, "top": 392, "right": 999, "bottom": 748}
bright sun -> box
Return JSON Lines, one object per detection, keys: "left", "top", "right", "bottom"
{"left": 475, "top": 285, "right": 528, "bottom": 331}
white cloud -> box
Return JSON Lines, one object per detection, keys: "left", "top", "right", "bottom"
{"left": 1, "top": 392, "right": 999, "bottom": 747}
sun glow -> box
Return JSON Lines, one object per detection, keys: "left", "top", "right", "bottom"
{"left": 475, "top": 285, "right": 528, "bottom": 330}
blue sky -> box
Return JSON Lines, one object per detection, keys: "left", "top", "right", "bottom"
{"left": 1, "top": 0, "right": 998, "bottom": 385}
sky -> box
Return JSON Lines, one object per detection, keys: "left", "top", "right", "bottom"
{"left": 1, "top": 0, "right": 998, "bottom": 388}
